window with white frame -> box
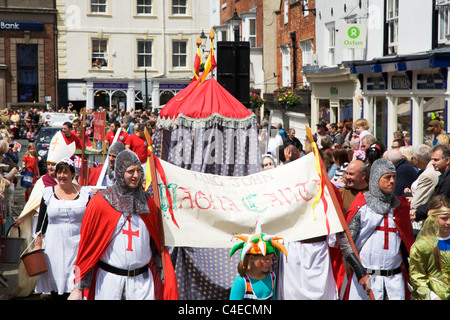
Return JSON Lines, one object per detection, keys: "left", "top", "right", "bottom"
{"left": 438, "top": 0, "right": 450, "bottom": 44}
{"left": 299, "top": 39, "right": 314, "bottom": 66}
{"left": 303, "top": 0, "right": 309, "bottom": 17}
{"left": 248, "top": 18, "right": 256, "bottom": 47}
{"left": 172, "top": 40, "right": 187, "bottom": 68}
{"left": 91, "top": 39, "right": 108, "bottom": 68}
{"left": 172, "top": 0, "right": 187, "bottom": 15}
{"left": 327, "top": 23, "right": 336, "bottom": 66}
{"left": 386, "top": 0, "right": 398, "bottom": 54}
{"left": 90, "top": 0, "right": 107, "bottom": 14}
{"left": 137, "top": 0, "right": 152, "bottom": 15}
{"left": 284, "top": 0, "right": 289, "bottom": 25}
{"left": 137, "top": 40, "right": 152, "bottom": 68}
{"left": 280, "top": 45, "right": 291, "bottom": 87}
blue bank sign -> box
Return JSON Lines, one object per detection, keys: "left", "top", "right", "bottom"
{"left": 0, "top": 21, "right": 44, "bottom": 31}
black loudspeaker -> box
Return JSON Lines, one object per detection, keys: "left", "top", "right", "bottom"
{"left": 216, "top": 41, "right": 250, "bottom": 107}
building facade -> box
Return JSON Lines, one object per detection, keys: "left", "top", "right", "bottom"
{"left": 57, "top": 0, "right": 212, "bottom": 112}
{"left": 303, "top": 0, "right": 367, "bottom": 135}
{"left": 0, "top": 0, "right": 58, "bottom": 111}
{"left": 346, "top": 0, "right": 450, "bottom": 147}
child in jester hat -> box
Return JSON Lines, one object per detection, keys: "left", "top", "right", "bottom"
{"left": 229, "top": 223, "right": 287, "bottom": 300}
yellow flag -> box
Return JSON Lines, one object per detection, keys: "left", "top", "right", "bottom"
{"left": 305, "top": 125, "right": 322, "bottom": 220}
{"left": 144, "top": 127, "right": 153, "bottom": 191}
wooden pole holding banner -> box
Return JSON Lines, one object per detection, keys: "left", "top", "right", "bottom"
{"left": 143, "top": 127, "right": 167, "bottom": 283}
{"left": 148, "top": 152, "right": 167, "bottom": 281}
{"left": 80, "top": 108, "right": 87, "bottom": 186}
{"left": 305, "top": 125, "right": 375, "bottom": 300}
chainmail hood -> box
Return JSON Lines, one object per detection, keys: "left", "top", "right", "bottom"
{"left": 364, "top": 158, "right": 400, "bottom": 214}
{"left": 101, "top": 149, "right": 150, "bottom": 214}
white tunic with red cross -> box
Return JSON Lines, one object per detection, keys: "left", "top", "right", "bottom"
{"left": 95, "top": 213, "right": 155, "bottom": 300}
{"left": 348, "top": 204, "right": 405, "bottom": 300}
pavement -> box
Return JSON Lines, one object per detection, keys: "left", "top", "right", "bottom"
{"left": 0, "top": 139, "right": 41, "bottom": 300}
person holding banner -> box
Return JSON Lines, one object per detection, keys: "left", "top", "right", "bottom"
{"left": 341, "top": 158, "right": 415, "bottom": 300}
{"left": 68, "top": 150, "right": 178, "bottom": 300}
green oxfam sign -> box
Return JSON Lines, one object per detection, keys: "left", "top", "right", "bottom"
{"left": 348, "top": 26, "right": 360, "bottom": 39}
{"left": 342, "top": 24, "right": 366, "bottom": 49}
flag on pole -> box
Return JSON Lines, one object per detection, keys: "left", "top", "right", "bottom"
{"left": 193, "top": 36, "right": 202, "bottom": 80}
{"left": 144, "top": 127, "right": 153, "bottom": 191}
{"left": 200, "top": 28, "right": 216, "bottom": 83}
{"left": 305, "top": 125, "right": 330, "bottom": 234}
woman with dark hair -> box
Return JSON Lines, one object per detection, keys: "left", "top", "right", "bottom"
{"left": 32, "top": 158, "right": 92, "bottom": 300}
{"left": 366, "top": 142, "right": 385, "bottom": 166}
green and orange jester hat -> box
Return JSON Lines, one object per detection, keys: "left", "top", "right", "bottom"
{"left": 230, "top": 221, "right": 287, "bottom": 262}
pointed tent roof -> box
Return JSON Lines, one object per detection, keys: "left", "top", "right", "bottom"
{"left": 157, "top": 77, "right": 255, "bottom": 129}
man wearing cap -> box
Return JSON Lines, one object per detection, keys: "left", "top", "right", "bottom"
{"left": 340, "top": 158, "right": 415, "bottom": 300}
{"left": 315, "top": 120, "right": 332, "bottom": 149}
{"left": 426, "top": 119, "right": 446, "bottom": 146}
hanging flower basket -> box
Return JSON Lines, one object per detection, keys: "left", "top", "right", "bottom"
{"left": 249, "top": 93, "right": 265, "bottom": 109}
{"left": 273, "top": 86, "right": 303, "bottom": 108}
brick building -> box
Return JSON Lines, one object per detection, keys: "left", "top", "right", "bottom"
{"left": 0, "top": 0, "right": 57, "bottom": 111}
{"left": 276, "top": 0, "right": 316, "bottom": 89}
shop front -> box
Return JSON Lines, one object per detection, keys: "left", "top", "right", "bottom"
{"left": 347, "top": 51, "right": 450, "bottom": 147}
{"left": 303, "top": 66, "right": 362, "bottom": 131}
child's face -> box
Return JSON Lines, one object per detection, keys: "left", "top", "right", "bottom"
{"left": 250, "top": 253, "right": 274, "bottom": 272}
{"left": 355, "top": 126, "right": 363, "bottom": 134}
{"left": 437, "top": 214, "right": 450, "bottom": 238}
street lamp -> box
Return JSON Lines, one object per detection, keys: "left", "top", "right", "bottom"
{"left": 200, "top": 29, "right": 207, "bottom": 49}
{"left": 230, "top": 9, "right": 242, "bottom": 42}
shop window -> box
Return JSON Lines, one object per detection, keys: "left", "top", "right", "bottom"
{"left": 423, "top": 96, "right": 446, "bottom": 142}
{"left": 172, "top": 40, "right": 187, "bottom": 68}
{"left": 374, "top": 97, "right": 387, "bottom": 144}
{"left": 17, "top": 44, "right": 39, "bottom": 103}
{"left": 92, "top": 39, "right": 108, "bottom": 68}
{"left": 91, "top": 0, "right": 107, "bottom": 14}
{"left": 137, "top": 0, "right": 152, "bottom": 15}
{"left": 319, "top": 99, "right": 330, "bottom": 122}
{"left": 396, "top": 97, "right": 411, "bottom": 144}
{"left": 137, "top": 40, "right": 153, "bottom": 68}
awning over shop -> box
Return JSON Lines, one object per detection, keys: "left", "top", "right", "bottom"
{"left": 344, "top": 47, "right": 450, "bottom": 75}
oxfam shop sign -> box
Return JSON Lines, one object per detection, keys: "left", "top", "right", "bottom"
{"left": 341, "top": 24, "right": 367, "bottom": 49}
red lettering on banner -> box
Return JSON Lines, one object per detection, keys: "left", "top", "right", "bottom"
{"left": 178, "top": 187, "right": 194, "bottom": 209}
{"left": 264, "top": 192, "right": 284, "bottom": 207}
{"left": 210, "top": 195, "right": 226, "bottom": 211}
{"left": 195, "top": 191, "right": 212, "bottom": 210}
{"left": 221, "top": 196, "right": 241, "bottom": 212}
{"left": 295, "top": 182, "right": 314, "bottom": 202}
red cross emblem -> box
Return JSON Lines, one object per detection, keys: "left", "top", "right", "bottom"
{"left": 376, "top": 215, "right": 397, "bottom": 250}
{"left": 122, "top": 217, "right": 139, "bottom": 252}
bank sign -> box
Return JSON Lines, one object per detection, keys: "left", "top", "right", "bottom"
{"left": 0, "top": 21, "right": 44, "bottom": 31}
{"left": 341, "top": 24, "right": 367, "bottom": 49}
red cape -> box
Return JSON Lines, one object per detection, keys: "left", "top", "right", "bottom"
{"left": 74, "top": 193, "right": 179, "bottom": 300}
{"left": 87, "top": 165, "right": 103, "bottom": 186}
{"left": 343, "top": 192, "right": 414, "bottom": 299}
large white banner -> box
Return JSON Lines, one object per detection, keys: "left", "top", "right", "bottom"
{"left": 157, "top": 153, "right": 343, "bottom": 248}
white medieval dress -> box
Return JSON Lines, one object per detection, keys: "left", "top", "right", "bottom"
{"left": 35, "top": 186, "right": 92, "bottom": 295}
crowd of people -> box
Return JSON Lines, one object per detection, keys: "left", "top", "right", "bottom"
{"left": 0, "top": 104, "right": 449, "bottom": 300}
{"left": 254, "top": 116, "right": 449, "bottom": 300}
